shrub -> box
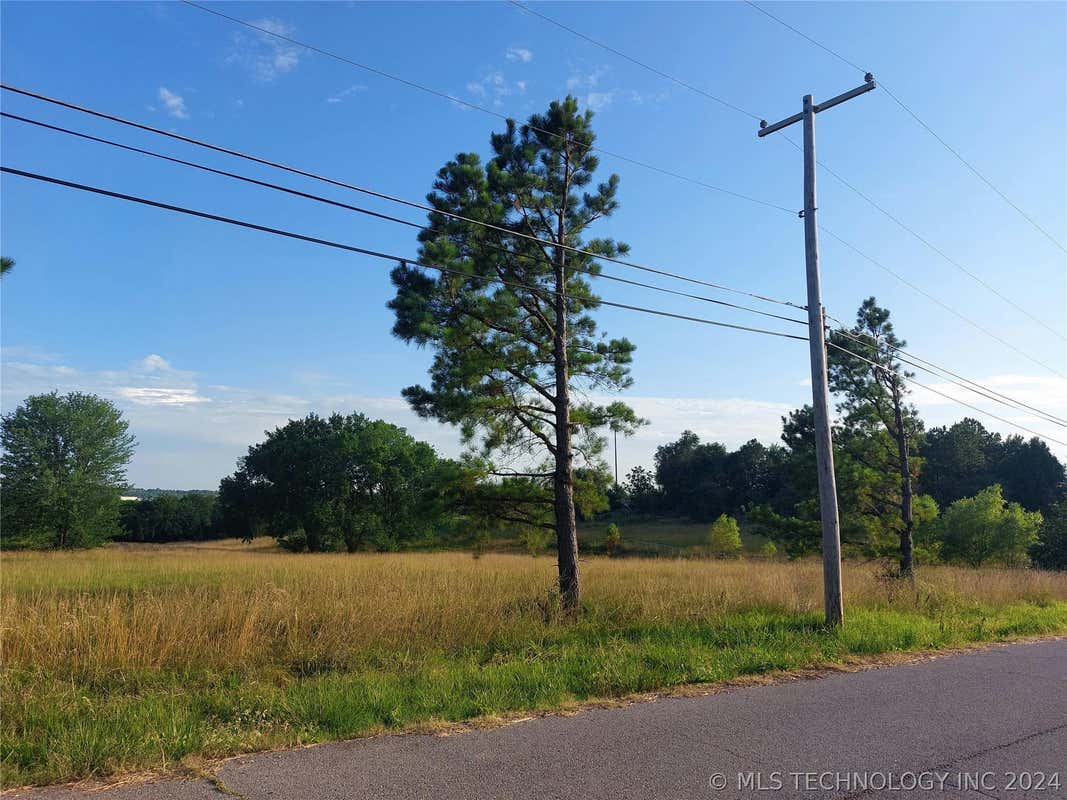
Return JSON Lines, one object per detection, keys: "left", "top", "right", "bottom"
{"left": 707, "top": 514, "right": 742, "bottom": 556}
{"left": 937, "top": 484, "right": 1042, "bottom": 567}
{"left": 758, "top": 541, "right": 778, "bottom": 558}
{"left": 603, "top": 523, "right": 622, "bottom": 556}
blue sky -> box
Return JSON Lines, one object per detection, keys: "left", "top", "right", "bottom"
{"left": 2, "top": 1, "right": 1064, "bottom": 488}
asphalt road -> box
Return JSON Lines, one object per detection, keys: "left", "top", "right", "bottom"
{"left": 20, "top": 639, "right": 1066, "bottom": 800}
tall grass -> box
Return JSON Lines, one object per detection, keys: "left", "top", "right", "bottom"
{"left": 2, "top": 542, "right": 1065, "bottom": 787}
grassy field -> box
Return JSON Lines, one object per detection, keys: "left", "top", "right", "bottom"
{"left": 3, "top": 541, "right": 1066, "bottom": 788}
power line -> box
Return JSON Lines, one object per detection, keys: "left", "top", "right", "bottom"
{"left": 1, "top": 111, "right": 807, "bottom": 329}
{"left": 0, "top": 84, "right": 803, "bottom": 312}
{"left": 819, "top": 226, "right": 1067, "bottom": 379}
{"left": 508, "top": 0, "right": 761, "bottom": 121}
{"left": 0, "top": 165, "right": 809, "bottom": 343}
{"left": 516, "top": 2, "right": 1066, "bottom": 343}
{"left": 743, "top": 0, "right": 1067, "bottom": 255}
{"left": 179, "top": 1, "right": 794, "bottom": 215}
{"left": 829, "top": 324, "right": 1067, "bottom": 428}
{"left": 826, "top": 341, "right": 1067, "bottom": 447}
{"left": 6, "top": 165, "right": 1062, "bottom": 448}
{"left": 813, "top": 157, "right": 1067, "bottom": 342}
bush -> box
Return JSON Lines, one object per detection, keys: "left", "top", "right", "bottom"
{"left": 707, "top": 514, "right": 742, "bottom": 556}
{"left": 758, "top": 541, "right": 778, "bottom": 558}
{"left": 603, "top": 523, "right": 622, "bottom": 556}
{"left": 937, "top": 485, "right": 1042, "bottom": 567}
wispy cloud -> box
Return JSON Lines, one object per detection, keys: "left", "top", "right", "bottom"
{"left": 466, "top": 70, "right": 527, "bottom": 107}
{"left": 505, "top": 46, "right": 533, "bottom": 63}
{"left": 563, "top": 66, "right": 670, "bottom": 112}
{"left": 326, "top": 84, "right": 367, "bottom": 104}
{"left": 226, "top": 18, "right": 302, "bottom": 82}
{"left": 157, "top": 87, "right": 188, "bottom": 119}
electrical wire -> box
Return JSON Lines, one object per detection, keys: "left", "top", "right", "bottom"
{"left": 509, "top": 0, "right": 761, "bottom": 121}
{"left": 514, "top": 2, "right": 1067, "bottom": 343}
{"left": 814, "top": 158, "right": 1067, "bottom": 342}
{"left": 1, "top": 112, "right": 808, "bottom": 329}
{"left": 826, "top": 341, "right": 1067, "bottom": 447}
{"left": 179, "top": 0, "right": 795, "bottom": 215}
{"left": 743, "top": 0, "right": 1067, "bottom": 255}
{"left": 7, "top": 164, "right": 1064, "bottom": 450}
{"left": 0, "top": 165, "right": 810, "bottom": 343}
{"left": 819, "top": 226, "right": 1067, "bottom": 379}
{"left": 829, "top": 324, "right": 1067, "bottom": 428}
{"left": 0, "top": 83, "right": 804, "bottom": 311}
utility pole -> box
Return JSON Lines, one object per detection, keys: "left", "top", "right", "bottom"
{"left": 757, "top": 74, "right": 876, "bottom": 627}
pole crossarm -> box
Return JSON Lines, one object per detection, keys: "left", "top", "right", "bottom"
{"left": 757, "top": 74, "right": 876, "bottom": 137}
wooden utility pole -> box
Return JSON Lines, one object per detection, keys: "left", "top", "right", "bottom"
{"left": 757, "top": 74, "right": 877, "bottom": 627}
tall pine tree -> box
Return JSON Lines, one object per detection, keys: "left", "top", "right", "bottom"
{"left": 829, "top": 298, "right": 924, "bottom": 576}
{"left": 389, "top": 97, "right": 642, "bottom": 610}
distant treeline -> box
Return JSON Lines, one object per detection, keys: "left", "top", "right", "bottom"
{"left": 612, "top": 415, "right": 1066, "bottom": 568}
{"left": 129, "top": 488, "right": 215, "bottom": 500}
{"left": 118, "top": 493, "right": 223, "bottom": 543}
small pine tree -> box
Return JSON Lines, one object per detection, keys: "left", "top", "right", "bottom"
{"left": 707, "top": 514, "right": 742, "bottom": 556}
{"left": 604, "top": 523, "right": 622, "bottom": 556}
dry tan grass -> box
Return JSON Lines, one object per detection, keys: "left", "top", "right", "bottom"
{"left": 3, "top": 541, "right": 1065, "bottom": 674}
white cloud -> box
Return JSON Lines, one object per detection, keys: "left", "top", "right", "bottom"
{"left": 326, "top": 84, "right": 367, "bottom": 104}
{"left": 118, "top": 387, "right": 210, "bottom": 406}
{"left": 583, "top": 91, "right": 615, "bottom": 112}
{"left": 466, "top": 69, "right": 527, "bottom": 107}
{"left": 226, "top": 18, "right": 302, "bottom": 82}
{"left": 140, "top": 353, "right": 172, "bottom": 372}
{"left": 157, "top": 87, "right": 188, "bottom": 119}
{"left": 566, "top": 65, "right": 608, "bottom": 90}
{"left": 505, "top": 47, "right": 533, "bottom": 63}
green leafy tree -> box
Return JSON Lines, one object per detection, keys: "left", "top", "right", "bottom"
{"left": 994, "top": 435, "right": 1065, "bottom": 512}
{"left": 937, "top": 484, "right": 1042, "bottom": 567}
{"left": 829, "top": 298, "right": 924, "bottom": 577}
{"left": 707, "top": 513, "right": 742, "bottom": 555}
{"left": 1031, "top": 501, "right": 1067, "bottom": 570}
{"left": 623, "top": 465, "right": 659, "bottom": 514}
{"left": 919, "top": 418, "right": 1000, "bottom": 507}
{"left": 220, "top": 413, "right": 454, "bottom": 552}
{"left": 0, "top": 256, "right": 13, "bottom": 278}
{"left": 1, "top": 391, "right": 135, "bottom": 548}
{"left": 389, "top": 97, "right": 643, "bottom": 610}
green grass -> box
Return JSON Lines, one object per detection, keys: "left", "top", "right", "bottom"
{"left": 4, "top": 603, "right": 1065, "bottom": 787}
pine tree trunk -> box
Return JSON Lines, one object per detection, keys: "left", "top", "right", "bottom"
{"left": 891, "top": 383, "right": 915, "bottom": 578}
{"left": 552, "top": 154, "right": 580, "bottom": 613}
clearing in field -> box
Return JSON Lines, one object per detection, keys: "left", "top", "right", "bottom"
{"left": 2, "top": 542, "right": 1066, "bottom": 788}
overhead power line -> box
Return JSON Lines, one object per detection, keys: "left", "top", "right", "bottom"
{"left": 0, "top": 84, "right": 803, "bottom": 312}
{"left": 743, "top": 0, "right": 1067, "bottom": 255}
{"left": 514, "top": 1, "right": 1067, "bottom": 344}
{"left": 813, "top": 157, "right": 1067, "bottom": 342}
{"left": 508, "top": 0, "right": 761, "bottom": 121}
{"left": 7, "top": 165, "right": 1065, "bottom": 450}
{"left": 1, "top": 111, "right": 807, "bottom": 329}
{"left": 829, "top": 324, "right": 1067, "bottom": 428}
{"left": 820, "top": 226, "right": 1066, "bottom": 379}
{"left": 0, "top": 166, "right": 808, "bottom": 343}
{"left": 826, "top": 341, "right": 1067, "bottom": 448}
{"left": 179, "top": 0, "right": 794, "bottom": 215}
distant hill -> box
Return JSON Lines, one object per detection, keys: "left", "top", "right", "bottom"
{"left": 128, "top": 488, "right": 217, "bottom": 500}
